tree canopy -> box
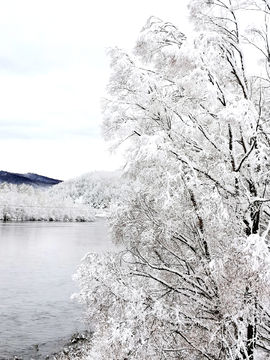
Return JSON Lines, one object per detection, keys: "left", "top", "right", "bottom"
{"left": 74, "top": 1, "right": 270, "bottom": 359}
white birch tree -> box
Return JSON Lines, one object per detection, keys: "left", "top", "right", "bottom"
{"left": 73, "top": 1, "right": 270, "bottom": 358}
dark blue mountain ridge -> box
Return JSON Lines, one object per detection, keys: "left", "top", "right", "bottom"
{"left": 0, "top": 171, "right": 63, "bottom": 188}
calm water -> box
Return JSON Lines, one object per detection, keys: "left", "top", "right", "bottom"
{"left": 0, "top": 219, "right": 115, "bottom": 359}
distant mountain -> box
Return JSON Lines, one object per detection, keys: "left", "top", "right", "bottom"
{"left": 0, "top": 171, "right": 63, "bottom": 188}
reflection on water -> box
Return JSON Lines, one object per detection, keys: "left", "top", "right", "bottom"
{"left": 0, "top": 219, "right": 114, "bottom": 358}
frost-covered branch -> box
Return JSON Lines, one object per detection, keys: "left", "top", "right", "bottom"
{"left": 73, "top": 3, "right": 270, "bottom": 358}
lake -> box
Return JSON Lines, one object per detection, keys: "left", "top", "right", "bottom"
{"left": 0, "top": 219, "right": 115, "bottom": 359}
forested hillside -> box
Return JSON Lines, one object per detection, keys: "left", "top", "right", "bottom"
{"left": 49, "top": 171, "right": 124, "bottom": 209}
{"left": 0, "top": 171, "right": 62, "bottom": 187}
{"left": 0, "top": 171, "right": 123, "bottom": 221}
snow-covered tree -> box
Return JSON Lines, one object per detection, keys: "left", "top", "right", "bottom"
{"left": 74, "top": 1, "right": 270, "bottom": 358}
{"left": 0, "top": 182, "right": 95, "bottom": 221}
{"left": 52, "top": 171, "right": 124, "bottom": 209}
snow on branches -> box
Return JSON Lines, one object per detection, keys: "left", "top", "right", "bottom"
{"left": 73, "top": 1, "right": 270, "bottom": 359}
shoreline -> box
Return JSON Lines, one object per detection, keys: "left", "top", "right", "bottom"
{"left": 0, "top": 331, "right": 92, "bottom": 360}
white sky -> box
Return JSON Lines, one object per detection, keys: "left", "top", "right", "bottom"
{"left": 0, "top": 0, "right": 190, "bottom": 180}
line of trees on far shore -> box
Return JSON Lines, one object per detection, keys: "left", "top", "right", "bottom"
{"left": 0, "top": 171, "right": 124, "bottom": 221}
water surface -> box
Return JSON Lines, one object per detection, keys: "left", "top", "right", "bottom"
{"left": 0, "top": 219, "right": 114, "bottom": 358}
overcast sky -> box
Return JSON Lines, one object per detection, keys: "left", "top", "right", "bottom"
{"left": 0, "top": 0, "right": 190, "bottom": 181}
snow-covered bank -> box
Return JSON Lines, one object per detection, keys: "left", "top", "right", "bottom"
{"left": 0, "top": 204, "right": 95, "bottom": 222}
{"left": 0, "top": 182, "right": 96, "bottom": 222}
{"left": 0, "top": 331, "right": 92, "bottom": 360}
